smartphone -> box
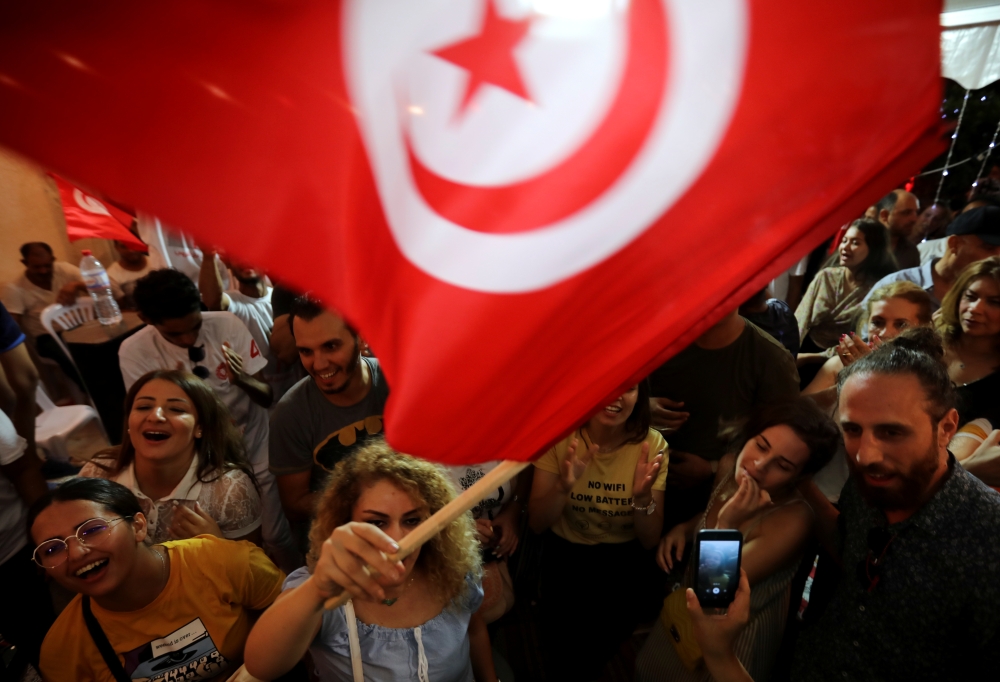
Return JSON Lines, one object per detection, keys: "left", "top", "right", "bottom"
{"left": 694, "top": 529, "right": 743, "bottom": 609}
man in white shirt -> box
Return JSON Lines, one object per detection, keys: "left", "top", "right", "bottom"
{"left": 1, "top": 242, "right": 88, "bottom": 394}
{"left": 120, "top": 269, "right": 297, "bottom": 569}
{"left": 107, "top": 239, "right": 152, "bottom": 310}
{"left": 1, "top": 242, "right": 86, "bottom": 339}
{"left": 199, "top": 252, "right": 298, "bottom": 404}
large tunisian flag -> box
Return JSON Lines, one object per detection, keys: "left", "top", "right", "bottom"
{"left": 0, "top": 1, "right": 942, "bottom": 464}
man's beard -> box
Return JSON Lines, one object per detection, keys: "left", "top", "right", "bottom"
{"left": 317, "top": 345, "right": 361, "bottom": 395}
{"left": 851, "top": 441, "right": 941, "bottom": 511}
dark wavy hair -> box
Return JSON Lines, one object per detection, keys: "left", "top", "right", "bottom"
{"left": 89, "top": 370, "right": 257, "bottom": 490}
{"left": 721, "top": 398, "right": 842, "bottom": 476}
{"left": 28, "top": 478, "right": 142, "bottom": 534}
{"left": 844, "top": 219, "right": 898, "bottom": 286}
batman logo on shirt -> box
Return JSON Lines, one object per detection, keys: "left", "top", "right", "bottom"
{"left": 313, "top": 415, "right": 384, "bottom": 474}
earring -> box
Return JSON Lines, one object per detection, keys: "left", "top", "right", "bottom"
{"left": 195, "top": 431, "right": 203, "bottom": 438}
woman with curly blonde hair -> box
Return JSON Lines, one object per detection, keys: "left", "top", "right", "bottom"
{"left": 245, "top": 439, "right": 497, "bottom": 682}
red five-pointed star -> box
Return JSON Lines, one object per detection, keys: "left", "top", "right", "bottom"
{"left": 431, "top": 0, "right": 534, "bottom": 118}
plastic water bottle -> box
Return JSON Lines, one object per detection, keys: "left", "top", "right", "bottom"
{"left": 79, "top": 250, "right": 123, "bottom": 326}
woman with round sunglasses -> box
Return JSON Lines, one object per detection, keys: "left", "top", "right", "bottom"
{"left": 29, "top": 477, "right": 284, "bottom": 682}
{"left": 80, "top": 370, "right": 262, "bottom": 545}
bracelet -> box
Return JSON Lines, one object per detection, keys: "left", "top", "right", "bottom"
{"left": 632, "top": 498, "right": 653, "bottom": 511}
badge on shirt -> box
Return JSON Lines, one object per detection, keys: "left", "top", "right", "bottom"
{"left": 123, "top": 618, "right": 231, "bottom": 682}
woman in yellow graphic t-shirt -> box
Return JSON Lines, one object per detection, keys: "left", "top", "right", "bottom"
{"left": 528, "top": 379, "right": 668, "bottom": 681}
{"left": 30, "top": 477, "right": 284, "bottom": 682}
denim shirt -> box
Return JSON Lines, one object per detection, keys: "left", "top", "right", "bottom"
{"left": 792, "top": 458, "right": 1000, "bottom": 681}
{"left": 284, "top": 568, "right": 484, "bottom": 682}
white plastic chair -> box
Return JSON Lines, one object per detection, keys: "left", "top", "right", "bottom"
{"left": 39, "top": 298, "right": 96, "bottom": 378}
{"left": 35, "top": 385, "right": 107, "bottom": 463}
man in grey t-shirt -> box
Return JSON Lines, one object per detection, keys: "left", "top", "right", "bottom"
{"left": 269, "top": 298, "right": 389, "bottom": 536}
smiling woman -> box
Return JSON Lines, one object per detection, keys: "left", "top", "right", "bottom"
{"left": 28, "top": 477, "right": 284, "bottom": 682}
{"left": 527, "top": 379, "right": 668, "bottom": 679}
{"left": 79, "top": 370, "right": 262, "bottom": 545}
{"left": 795, "top": 219, "right": 898, "bottom": 354}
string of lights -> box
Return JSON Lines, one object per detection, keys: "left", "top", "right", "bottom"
{"left": 935, "top": 88, "right": 970, "bottom": 204}
{"left": 972, "top": 114, "right": 1000, "bottom": 187}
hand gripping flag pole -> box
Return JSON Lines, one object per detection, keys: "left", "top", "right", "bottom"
{"left": 323, "top": 459, "right": 531, "bottom": 611}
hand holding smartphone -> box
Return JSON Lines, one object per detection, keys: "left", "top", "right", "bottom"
{"left": 694, "top": 529, "right": 743, "bottom": 610}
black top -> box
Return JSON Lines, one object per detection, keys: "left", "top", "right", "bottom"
{"left": 792, "top": 458, "right": 1000, "bottom": 681}
{"left": 269, "top": 284, "right": 300, "bottom": 319}
{"left": 647, "top": 318, "right": 799, "bottom": 460}
{"left": 740, "top": 298, "right": 800, "bottom": 356}
{"left": 955, "top": 370, "right": 1000, "bottom": 429}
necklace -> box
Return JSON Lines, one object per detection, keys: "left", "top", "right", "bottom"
{"left": 152, "top": 546, "right": 167, "bottom": 586}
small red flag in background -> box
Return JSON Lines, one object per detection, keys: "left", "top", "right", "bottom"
{"left": 51, "top": 174, "right": 146, "bottom": 251}
{"left": 0, "top": 1, "right": 943, "bottom": 464}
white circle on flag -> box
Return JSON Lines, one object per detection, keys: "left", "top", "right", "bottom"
{"left": 343, "top": 0, "right": 748, "bottom": 293}
{"left": 73, "top": 188, "right": 112, "bottom": 217}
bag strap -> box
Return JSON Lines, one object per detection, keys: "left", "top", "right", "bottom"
{"left": 82, "top": 596, "right": 131, "bottom": 682}
{"left": 344, "top": 599, "right": 364, "bottom": 682}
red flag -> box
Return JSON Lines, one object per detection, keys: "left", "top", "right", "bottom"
{"left": 0, "top": 1, "right": 943, "bottom": 464}
{"left": 51, "top": 174, "right": 146, "bottom": 251}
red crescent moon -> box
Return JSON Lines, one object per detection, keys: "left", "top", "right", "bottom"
{"left": 405, "top": 0, "right": 668, "bottom": 235}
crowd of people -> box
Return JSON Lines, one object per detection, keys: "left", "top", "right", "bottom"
{"left": 2, "top": 185, "right": 1000, "bottom": 682}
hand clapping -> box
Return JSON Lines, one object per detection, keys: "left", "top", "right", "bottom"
{"left": 632, "top": 442, "right": 664, "bottom": 501}
{"left": 559, "top": 437, "right": 598, "bottom": 493}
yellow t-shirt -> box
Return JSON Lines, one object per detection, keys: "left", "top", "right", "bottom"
{"left": 40, "top": 536, "right": 284, "bottom": 682}
{"left": 534, "top": 428, "right": 669, "bottom": 545}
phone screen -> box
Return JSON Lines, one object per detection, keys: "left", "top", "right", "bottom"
{"left": 696, "top": 537, "right": 742, "bottom": 607}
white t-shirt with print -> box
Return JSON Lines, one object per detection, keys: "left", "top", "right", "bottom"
{"left": 447, "top": 461, "right": 514, "bottom": 521}
{"left": 227, "top": 288, "right": 298, "bottom": 403}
